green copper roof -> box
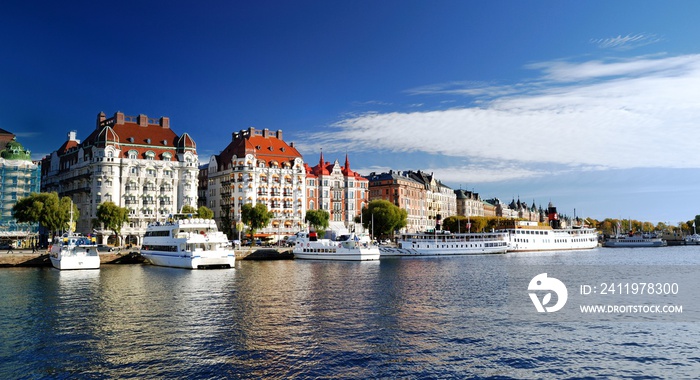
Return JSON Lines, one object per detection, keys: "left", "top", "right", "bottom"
{"left": 1, "top": 138, "right": 31, "bottom": 161}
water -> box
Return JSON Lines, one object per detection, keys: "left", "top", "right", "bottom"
{"left": 2, "top": 246, "right": 700, "bottom": 379}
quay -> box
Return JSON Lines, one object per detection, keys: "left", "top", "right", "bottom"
{"left": 0, "top": 247, "right": 293, "bottom": 267}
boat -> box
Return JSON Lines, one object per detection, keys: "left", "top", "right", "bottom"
{"left": 684, "top": 234, "right": 700, "bottom": 245}
{"left": 603, "top": 232, "right": 666, "bottom": 248}
{"left": 49, "top": 202, "right": 100, "bottom": 270}
{"left": 141, "top": 217, "right": 236, "bottom": 269}
{"left": 502, "top": 222, "right": 599, "bottom": 252}
{"left": 379, "top": 231, "right": 509, "bottom": 257}
{"left": 292, "top": 231, "right": 380, "bottom": 261}
{"left": 49, "top": 233, "right": 101, "bottom": 270}
{"left": 501, "top": 203, "right": 599, "bottom": 252}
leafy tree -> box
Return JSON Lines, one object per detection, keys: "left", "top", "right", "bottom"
{"left": 305, "top": 209, "right": 330, "bottom": 236}
{"left": 196, "top": 206, "right": 214, "bottom": 219}
{"left": 13, "top": 192, "right": 77, "bottom": 234}
{"left": 181, "top": 205, "right": 197, "bottom": 215}
{"left": 360, "top": 200, "right": 407, "bottom": 239}
{"left": 96, "top": 201, "right": 130, "bottom": 244}
{"left": 241, "top": 203, "right": 273, "bottom": 240}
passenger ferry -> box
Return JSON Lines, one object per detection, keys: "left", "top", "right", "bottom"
{"left": 502, "top": 221, "right": 599, "bottom": 252}
{"left": 603, "top": 233, "right": 666, "bottom": 248}
{"left": 293, "top": 231, "right": 380, "bottom": 261}
{"left": 379, "top": 231, "right": 509, "bottom": 257}
{"left": 141, "top": 217, "right": 236, "bottom": 269}
{"left": 49, "top": 233, "right": 101, "bottom": 270}
{"left": 501, "top": 203, "right": 599, "bottom": 252}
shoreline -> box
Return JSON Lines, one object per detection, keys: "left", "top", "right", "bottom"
{"left": 0, "top": 247, "right": 294, "bottom": 267}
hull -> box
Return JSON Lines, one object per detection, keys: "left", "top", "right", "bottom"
{"left": 293, "top": 250, "right": 379, "bottom": 261}
{"left": 50, "top": 253, "right": 100, "bottom": 270}
{"left": 603, "top": 240, "right": 666, "bottom": 248}
{"left": 380, "top": 245, "right": 507, "bottom": 257}
{"left": 141, "top": 250, "right": 236, "bottom": 269}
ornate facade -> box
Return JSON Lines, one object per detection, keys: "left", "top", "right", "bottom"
{"left": 305, "top": 152, "right": 369, "bottom": 234}
{"left": 41, "top": 112, "right": 198, "bottom": 244}
{"left": 207, "top": 127, "right": 305, "bottom": 239}
{"left": 0, "top": 136, "right": 41, "bottom": 233}
{"left": 365, "top": 170, "right": 427, "bottom": 233}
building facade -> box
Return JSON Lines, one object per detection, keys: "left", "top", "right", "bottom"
{"left": 454, "top": 189, "right": 484, "bottom": 217}
{"left": 207, "top": 127, "right": 305, "bottom": 240}
{"left": 41, "top": 112, "right": 198, "bottom": 245}
{"left": 365, "top": 170, "right": 427, "bottom": 233}
{"left": 305, "top": 152, "right": 369, "bottom": 234}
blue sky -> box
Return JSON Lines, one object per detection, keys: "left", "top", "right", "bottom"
{"left": 2, "top": 1, "right": 700, "bottom": 225}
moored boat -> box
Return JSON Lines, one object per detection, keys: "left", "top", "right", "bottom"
{"left": 49, "top": 233, "right": 101, "bottom": 270}
{"left": 379, "top": 231, "right": 508, "bottom": 257}
{"left": 603, "top": 232, "right": 666, "bottom": 248}
{"left": 293, "top": 231, "right": 379, "bottom": 261}
{"left": 141, "top": 217, "right": 236, "bottom": 269}
{"left": 502, "top": 222, "right": 599, "bottom": 252}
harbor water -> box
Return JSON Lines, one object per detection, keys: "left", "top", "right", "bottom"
{"left": 2, "top": 246, "right": 700, "bottom": 378}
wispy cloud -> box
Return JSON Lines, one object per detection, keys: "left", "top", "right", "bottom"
{"left": 590, "top": 33, "right": 662, "bottom": 50}
{"left": 311, "top": 54, "right": 700, "bottom": 183}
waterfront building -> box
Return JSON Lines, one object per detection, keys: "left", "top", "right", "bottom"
{"left": 40, "top": 112, "right": 199, "bottom": 245}
{"left": 0, "top": 135, "right": 41, "bottom": 244}
{"left": 508, "top": 198, "right": 541, "bottom": 222}
{"left": 454, "top": 189, "right": 484, "bottom": 217}
{"left": 403, "top": 170, "right": 457, "bottom": 226}
{"left": 304, "top": 152, "right": 369, "bottom": 235}
{"left": 365, "top": 170, "right": 427, "bottom": 233}
{"left": 207, "top": 127, "right": 305, "bottom": 240}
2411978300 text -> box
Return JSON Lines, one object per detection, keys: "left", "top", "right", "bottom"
{"left": 580, "top": 283, "right": 679, "bottom": 296}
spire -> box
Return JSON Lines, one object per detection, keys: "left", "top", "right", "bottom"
{"left": 319, "top": 149, "right": 324, "bottom": 167}
{"left": 344, "top": 153, "right": 350, "bottom": 171}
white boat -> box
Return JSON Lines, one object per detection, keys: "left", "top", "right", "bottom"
{"left": 49, "top": 233, "right": 101, "bottom": 270}
{"left": 141, "top": 217, "right": 236, "bottom": 269}
{"left": 293, "top": 232, "right": 380, "bottom": 261}
{"left": 604, "top": 233, "right": 666, "bottom": 248}
{"left": 501, "top": 221, "right": 599, "bottom": 252}
{"left": 684, "top": 234, "right": 700, "bottom": 245}
{"left": 379, "top": 231, "right": 509, "bottom": 257}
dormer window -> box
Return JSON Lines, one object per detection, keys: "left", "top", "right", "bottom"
{"left": 127, "top": 137, "right": 134, "bottom": 142}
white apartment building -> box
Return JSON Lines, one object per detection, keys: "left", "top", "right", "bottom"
{"left": 207, "top": 127, "right": 305, "bottom": 240}
{"left": 41, "top": 112, "right": 198, "bottom": 245}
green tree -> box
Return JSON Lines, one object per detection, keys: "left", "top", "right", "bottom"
{"left": 197, "top": 206, "right": 214, "bottom": 219}
{"left": 96, "top": 201, "right": 129, "bottom": 244}
{"left": 305, "top": 209, "right": 330, "bottom": 236}
{"left": 360, "top": 200, "right": 407, "bottom": 239}
{"left": 13, "top": 192, "right": 77, "bottom": 234}
{"left": 181, "top": 205, "right": 197, "bottom": 215}
{"left": 241, "top": 203, "right": 273, "bottom": 240}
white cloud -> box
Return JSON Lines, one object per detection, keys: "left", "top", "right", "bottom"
{"left": 590, "top": 33, "right": 662, "bottom": 50}
{"left": 311, "top": 54, "right": 700, "bottom": 182}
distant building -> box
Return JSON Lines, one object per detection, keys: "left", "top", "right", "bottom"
{"left": 403, "top": 170, "right": 456, "bottom": 226}
{"left": 454, "top": 189, "right": 483, "bottom": 217}
{"left": 304, "top": 152, "right": 369, "bottom": 235}
{"left": 0, "top": 137, "right": 41, "bottom": 235}
{"left": 365, "top": 170, "right": 427, "bottom": 233}
{"left": 41, "top": 112, "right": 198, "bottom": 245}
{"left": 207, "top": 127, "right": 305, "bottom": 240}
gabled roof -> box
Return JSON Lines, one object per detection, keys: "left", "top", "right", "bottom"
{"left": 215, "top": 127, "right": 301, "bottom": 171}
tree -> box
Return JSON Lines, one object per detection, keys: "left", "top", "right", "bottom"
{"left": 181, "top": 205, "right": 197, "bottom": 215}
{"left": 12, "top": 192, "right": 77, "bottom": 234}
{"left": 96, "top": 201, "right": 130, "bottom": 245}
{"left": 305, "top": 209, "right": 330, "bottom": 236}
{"left": 241, "top": 203, "right": 273, "bottom": 240}
{"left": 360, "top": 200, "right": 407, "bottom": 239}
{"left": 196, "top": 206, "right": 214, "bottom": 219}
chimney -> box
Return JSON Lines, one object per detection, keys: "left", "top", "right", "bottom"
{"left": 262, "top": 128, "right": 269, "bottom": 137}
{"left": 67, "top": 130, "right": 80, "bottom": 143}
{"left": 276, "top": 129, "right": 283, "bottom": 140}
{"left": 159, "top": 117, "right": 170, "bottom": 129}
{"left": 96, "top": 112, "right": 106, "bottom": 128}
{"left": 137, "top": 114, "right": 148, "bottom": 127}
{"left": 115, "top": 111, "right": 125, "bottom": 125}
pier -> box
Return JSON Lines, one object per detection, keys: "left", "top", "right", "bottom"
{"left": 0, "top": 247, "right": 293, "bottom": 267}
